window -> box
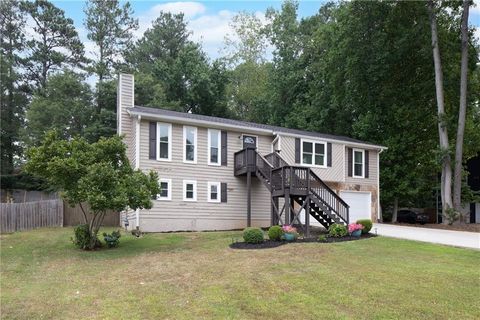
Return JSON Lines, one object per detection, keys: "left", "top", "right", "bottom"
{"left": 183, "top": 126, "right": 197, "bottom": 163}
{"left": 353, "top": 149, "right": 365, "bottom": 178}
{"left": 208, "top": 182, "right": 221, "bottom": 203}
{"left": 208, "top": 129, "right": 221, "bottom": 165}
{"left": 183, "top": 180, "right": 197, "bottom": 201}
{"left": 157, "top": 179, "right": 171, "bottom": 201}
{"left": 301, "top": 140, "right": 326, "bottom": 167}
{"left": 157, "top": 123, "right": 172, "bottom": 161}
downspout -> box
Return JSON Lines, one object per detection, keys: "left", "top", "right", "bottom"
{"left": 135, "top": 115, "right": 141, "bottom": 229}
{"left": 377, "top": 148, "right": 384, "bottom": 222}
{"left": 271, "top": 135, "right": 279, "bottom": 153}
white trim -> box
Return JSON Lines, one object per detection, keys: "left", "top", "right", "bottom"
{"left": 183, "top": 180, "right": 197, "bottom": 202}
{"left": 156, "top": 122, "right": 172, "bottom": 162}
{"left": 241, "top": 134, "right": 258, "bottom": 148}
{"left": 352, "top": 148, "right": 365, "bottom": 178}
{"left": 183, "top": 126, "right": 198, "bottom": 164}
{"left": 157, "top": 178, "right": 172, "bottom": 201}
{"left": 128, "top": 110, "right": 272, "bottom": 135}
{"left": 127, "top": 109, "right": 387, "bottom": 150}
{"left": 117, "top": 75, "right": 122, "bottom": 135}
{"left": 274, "top": 131, "right": 387, "bottom": 151}
{"left": 207, "top": 181, "right": 221, "bottom": 203}
{"left": 207, "top": 129, "right": 221, "bottom": 166}
{"left": 135, "top": 115, "right": 141, "bottom": 169}
{"left": 300, "top": 139, "right": 327, "bottom": 168}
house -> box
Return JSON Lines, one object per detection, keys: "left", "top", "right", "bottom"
{"left": 117, "top": 74, "right": 387, "bottom": 234}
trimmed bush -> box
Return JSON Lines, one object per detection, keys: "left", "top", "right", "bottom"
{"left": 243, "top": 227, "right": 264, "bottom": 244}
{"left": 72, "top": 224, "right": 101, "bottom": 250}
{"left": 318, "top": 235, "right": 327, "bottom": 242}
{"left": 103, "top": 230, "right": 121, "bottom": 248}
{"left": 328, "top": 223, "right": 348, "bottom": 237}
{"left": 268, "top": 225, "right": 283, "bottom": 241}
{"left": 356, "top": 219, "right": 373, "bottom": 234}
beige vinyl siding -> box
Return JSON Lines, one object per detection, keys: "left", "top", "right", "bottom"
{"left": 345, "top": 148, "right": 378, "bottom": 186}
{"left": 137, "top": 121, "right": 273, "bottom": 232}
{"left": 280, "top": 135, "right": 344, "bottom": 183}
{"left": 117, "top": 74, "right": 135, "bottom": 166}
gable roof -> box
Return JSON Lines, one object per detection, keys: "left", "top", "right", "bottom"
{"left": 128, "top": 105, "right": 387, "bottom": 150}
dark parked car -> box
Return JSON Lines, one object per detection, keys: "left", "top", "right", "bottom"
{"left": 397, "top": 210, "right": 429, "bottom": 224}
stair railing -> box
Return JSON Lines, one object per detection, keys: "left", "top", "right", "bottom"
{"left": 308, "top": 169, "right": 349, "bottom": 224}
{"left": 265, "top": 152, "right": 289, "bottom": 168}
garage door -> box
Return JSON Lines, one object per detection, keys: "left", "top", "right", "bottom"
{"left": 339, "top": 191, "right": 372, "bottom": 223}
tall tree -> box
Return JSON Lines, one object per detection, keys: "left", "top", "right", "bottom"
{"left": 127, "top": 12, "right": 229, "bottom": 116}
{"left": 84, "top": 0, "right": 138, "bottom": 110}
{"left": 452, "top": 0, "right": 470, "bottom": 212}
{"left": 265, "top": 0, "right": 303, "bottom": 126}
{"left": 0, "top": 0, "right": 28, "bottom": 174}
{"left": 21, "top": 0, "right": 85, "bottom": 89}
{"left": 222, "top": 11, "right": 272, "bottom": 122}
{"left": 24, "top": 71, "right": 95, "bottom": 146}
{"left": 223, "top": 12, "right": 268, "bottom": 66}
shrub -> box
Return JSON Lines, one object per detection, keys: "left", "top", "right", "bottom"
{"left": 103, "top": 230, "right": 121, "bottom": 248}
{"left": 72, "top": 224, "right": 101, "bottom": 250}
{"left": 356, "top": 219, "right": 373, "bottom": 234}
{"left": 318, "top": 235, "right": 327, "bottom": 242}
{"left": 268, "top": 225, "right": 283, "bottom": 241}
{"left": 243, "top": 227, "right": 264, "bottom": 244}
{"left": 328, "top": 223, "right": 348, "bottom": 237}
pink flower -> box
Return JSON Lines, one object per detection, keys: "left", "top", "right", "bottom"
{"left": 282, "top": 225, "right": 297, "bottom": 234}
{"left": 348, "top": 223, "right": 364, "bottom": 233}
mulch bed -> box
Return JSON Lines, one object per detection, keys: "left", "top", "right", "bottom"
{"left": 229, "top": 233, "right": 377, "bottom": 250}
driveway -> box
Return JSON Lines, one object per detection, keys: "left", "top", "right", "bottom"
{"left": 372, "top": 223, "right": 480, "bottom": 249}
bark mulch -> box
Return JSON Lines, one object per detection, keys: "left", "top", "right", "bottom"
{"left": 229, "top": 233, "right": 377, "bottom": 250}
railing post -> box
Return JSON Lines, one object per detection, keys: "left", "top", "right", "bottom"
{"left": 305, "top": 168, "right": 311, "bottom": 238}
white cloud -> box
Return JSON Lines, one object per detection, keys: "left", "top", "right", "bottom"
{"left": 471, "top": 0, "right": 480, "bottom": 15}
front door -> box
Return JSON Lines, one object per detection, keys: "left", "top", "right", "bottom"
{"left": 242, "top": 135, "right": 257, "bottom": 149}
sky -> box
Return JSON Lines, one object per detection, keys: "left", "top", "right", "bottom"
{"left": 51, "top": 0, "right": 480, "bottom": 61}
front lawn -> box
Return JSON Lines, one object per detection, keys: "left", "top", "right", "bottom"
{"left": 1, "top": 228, "right": 479, "bottom": 319}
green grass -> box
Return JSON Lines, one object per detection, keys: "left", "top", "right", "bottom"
{"left": 1, "top": 228, "right": 479, "bottom": 320}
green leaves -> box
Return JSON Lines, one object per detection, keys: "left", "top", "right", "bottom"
{"left": 25, "top": 133, "right": 159, "bottom": 214}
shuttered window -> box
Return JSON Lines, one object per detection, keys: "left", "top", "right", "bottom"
{"left": 208, "top": 129, "right": 221, "bottom": 165}
{"left": 183, "top": 126, "right": 197, "bottom": 163}
{"left": 353, "top": 149, "right": 365, "bottom": 178}
{"left": 157, "top": 123, "right": 172, "bottom": 161}
{"left": 301, "top": 140, "right": 326, "bottom": 167}
{"left": 207, "top": 182, "right": 221, "bottom": 203}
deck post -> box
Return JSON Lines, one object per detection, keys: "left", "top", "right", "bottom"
{"left": 247, "top": 170, "right": 252, "bottom": 227}
{"left": 305, "top": 195, "right": 310, "bottom": 238}
{"left": 305, "top": 168, "right": 311, "bottom": 238}
{"left": 284, "top": 189, "right": 290, "bottom": 225}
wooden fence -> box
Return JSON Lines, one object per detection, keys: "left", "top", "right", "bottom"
{"left": 0, "top": 200, "right": 120, "bottom": 233}
{"left": 0, "top": 199, "right": 63, "bottom": 233}
{"left": 63, "top": 203, "right": 119, "bottom": 227}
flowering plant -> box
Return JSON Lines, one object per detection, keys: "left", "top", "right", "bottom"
{"left": 282, "top": 225, "right": 297, "bottom": 234}
{"left": 348, "top": 223, "right": 364, "bottom": 233}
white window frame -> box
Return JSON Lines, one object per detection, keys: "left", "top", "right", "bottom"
{"left": 352, "top": 148, "right": 365, "bottom": 178}
{"left": 157, "top": 178, "right": 172, "bottom": 201}
{"left": 183, "top": 126, "right": 197, "bottom": 164}
{"left": 207, "top": 181, "right": 221, "bottom": 203}
{"left": 208, "top": 129, "right": 221, "bottom": 166}
{"left": 156, "top": 122, "right": 172, "bottom": 162}
{"left": 183, "top": 180, "right": 197, "bottom": 202}
{"left": 300, "top": 139, "right": 327, "bottom": 168}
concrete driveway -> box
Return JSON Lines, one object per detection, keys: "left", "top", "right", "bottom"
{"left": 372, "top": 223, "right": 480, "bottom": 249}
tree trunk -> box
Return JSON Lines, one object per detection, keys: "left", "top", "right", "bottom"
{"left": 427, "top": 0, "right": 453, "bottom": 222}
{"left": 453, "top": 0, "right": 470, "bottom": 213}
{"left": 392, "top": 197, "right": 398, "bottom": 223}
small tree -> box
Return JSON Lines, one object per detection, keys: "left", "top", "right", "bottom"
{"left": 25, "top": 131, "right": 160, "bottom": 249}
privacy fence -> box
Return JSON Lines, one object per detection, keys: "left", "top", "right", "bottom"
{"left": 0, "top": 199, "right": 120, "bottom": 233}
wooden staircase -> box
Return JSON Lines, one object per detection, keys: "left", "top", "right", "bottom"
{"left": 234, "top": 148, "right": 349, "bottom": 236}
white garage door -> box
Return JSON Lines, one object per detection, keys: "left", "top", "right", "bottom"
{"left": 339, "top": 191, "right": 372, "bottom": 223}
